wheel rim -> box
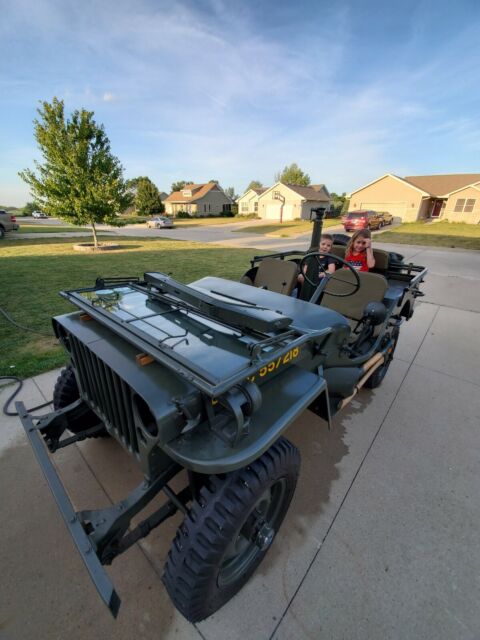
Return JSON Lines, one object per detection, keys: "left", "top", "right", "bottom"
{"left": 217, "top": 478, "right": 287, "bottom": 588}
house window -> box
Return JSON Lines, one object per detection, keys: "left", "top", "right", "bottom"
{"left": 204, "top": 205, "right": 207, "bottom": 212}
{"left": 273, "top": 191, "right": 280, "bottom": 199}
{"left": 222, "top": 204, "right": 231, "bottom": 212}
{"left": 454, "top": 198, "right": 476, "bottom": 213}
{"left": 254, "top": 202, "right": 258, "bottom": 212}
{"left": 209, "top": 204, "right": 211, "bottom": 211}
{"left": 241, "top": 203, "right": 249, "bottom": 212}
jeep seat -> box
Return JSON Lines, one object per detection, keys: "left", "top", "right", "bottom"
{"left": 245, "top": 257, "right": 298, "bottom": 295}
{"left": 321, "top": 270, "right": 388, "bottom": 326}
{"left": 331, "top": 245, "right": 390, "bottom": 274}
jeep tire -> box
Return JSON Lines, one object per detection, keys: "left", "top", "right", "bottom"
{"left": 365, "top": 326, "right": 400, "bottom": 389}
{"left": 163, "top": 437, "right": 300, "bottom": 622}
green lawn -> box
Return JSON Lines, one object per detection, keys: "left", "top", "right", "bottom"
{"left": 0, "top": 237, "right": 256, "bottom": 379}
{"left": 235, "top": 219, "right": 340, "bottom": 237}
{"left": 376, "top": 221, "right": 480, "bottom": 250}
{"left": 14, "top": 224, "right": 91, "bottom": 233}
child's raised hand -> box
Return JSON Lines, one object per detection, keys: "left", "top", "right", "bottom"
{"left": 364, "top": 238, "right": 372, "bottom": 249}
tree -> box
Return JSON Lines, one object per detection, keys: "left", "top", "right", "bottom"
{"left": 329, "top": 192, "right": 349, "bottom": 216}
{"left": 224, "top": 186, "right": 238, "bottom": 201}
{"left": 20, "top": 97, "right": 132, "bottom": 248}
{"left": 171, "top": 180, "right": 192, "bottom": 192}
{"left": 274, "top": 163, "right": 310, "bottom": 186}
{"left": 23, "top": 201, "right": 42, "bottom": 215}
{"left": 246, "top": 180, "right": 263, "bottom": 191}
{"left": 128, "top": 176, "right": 164, "bottom": 214}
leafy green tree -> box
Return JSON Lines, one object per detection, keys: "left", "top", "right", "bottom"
{"left": 330, "top": 191, "right": 348, "bottom": 216}
{"left": 134, "top": 177, "right": 164, "bottom": 215}
{"left": 224, "top": 186, "right": 238, "bottom": 201}
{"left": 246, "top": 180, "right": 263, "bottom": 191}
{"left": 274, "top": 163, "right": 310, "bottom": 186}
{"left": 23, "top": 201, "right": 42, "bottom": 215}
{"left": 171, "top": 180, "right": 192, "bottom": 192}
{"left": 20, "top": 97, "right": 132, "bottom": 248}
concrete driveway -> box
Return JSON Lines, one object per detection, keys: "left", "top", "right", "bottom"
{"left": 1, "top": 243, "right": 479, "bottom": 640}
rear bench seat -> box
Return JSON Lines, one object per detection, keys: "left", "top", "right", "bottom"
{"left": 331, "top": 245, "right": 390, "bottom": 274}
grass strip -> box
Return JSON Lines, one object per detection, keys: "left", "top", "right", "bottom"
{"left": 234, "top": 219, "right": 340, "bottom": 237}
{"left": 375, "top": 221, "right": 480, "bottom": 250}
{"left": 0, "top": 236, "right": 256, "bottom": 379}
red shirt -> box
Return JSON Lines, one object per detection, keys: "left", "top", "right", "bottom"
{"left": 345, "top": 250, "right": 369, "bottom": 272}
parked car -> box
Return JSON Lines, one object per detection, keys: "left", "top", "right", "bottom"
{"left": 378, "top": 211, "right": 393, "bottom": 226}
{"left": 0, "top": 209, "right": 19, "bottom": 238}
{"left": 32, "top": 211, "right": 48, "bottom": 218}
{"left": 146, "top": 216, "right": 174, "bottom": 229}
{"left": 343, "top": 210, "right": 383, "bottom": 232}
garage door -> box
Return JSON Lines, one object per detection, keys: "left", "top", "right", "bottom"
{"left": 265, "top": 204, "right": 281, "bottom": 219}
{"left": 360, "top": 202, "right": 407, "bottom": 219}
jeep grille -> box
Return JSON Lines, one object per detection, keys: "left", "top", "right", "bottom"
{"left": 68, "top": 334, "right": 139, "bottom": 453}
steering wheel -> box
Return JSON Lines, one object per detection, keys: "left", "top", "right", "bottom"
{"left": 299, "top": 252, "right": 361, "bottom": 298}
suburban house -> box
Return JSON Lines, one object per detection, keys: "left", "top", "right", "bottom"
{"left": 237, "top": 187, "right": 267, "bottom": 215}
{"left": 348, "top": 173, "right": 480, "bottom": 223}
{"left": 238, "top": 182, "right": 331, "bottom": 221}
{"left": 164, "top": 182, "right": 233, "bottom": 216}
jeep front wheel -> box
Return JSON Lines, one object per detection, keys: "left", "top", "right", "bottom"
{"left": 163, "top": 437, "right": 300, "bottom": 622}
{"left": 53, "top": 365, "right": 108, "bottom": 436}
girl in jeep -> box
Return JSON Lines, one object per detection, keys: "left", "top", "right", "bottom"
{"left": 345, "top": 229, "right": 375, "bottom": 272}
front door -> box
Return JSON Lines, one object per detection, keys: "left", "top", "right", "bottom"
{"left": 430, "top": 199, "right": 443, "bottom": 218}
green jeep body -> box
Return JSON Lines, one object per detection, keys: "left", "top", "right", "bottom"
{"left": 18, "top": 211, "right": 426, "bottom": 622}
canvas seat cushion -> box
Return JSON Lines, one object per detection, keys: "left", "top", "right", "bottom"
{"left": 321, "top": 270, "right": 388, "bottom": 322}
{"left": 251, "top": 257, "right": 298, "bottom": 295}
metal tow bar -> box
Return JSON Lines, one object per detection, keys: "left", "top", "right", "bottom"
{"left": 16, "top": 401, "right": 121, "bottom": 617}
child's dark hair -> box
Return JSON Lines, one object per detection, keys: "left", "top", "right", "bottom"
{"left": 321, "top": 233, "right": 333, "bottom": 242}
{"left": 346, "top": 229, "right": 371, "bottom": 254}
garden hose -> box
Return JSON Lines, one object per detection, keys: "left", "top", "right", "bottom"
{"left": 0, "top": 376, "right": 52, "bottom": 417}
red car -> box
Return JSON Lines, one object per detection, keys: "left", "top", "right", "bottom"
{"left": 343, "top": 210, "right": 383, "bottom": 232}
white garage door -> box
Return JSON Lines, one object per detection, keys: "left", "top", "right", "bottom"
{"left": 265, "top": 204, "right": 281, "bottom": 219}
{"left": 360, "top": 202, "right": 407, "bottom": 219}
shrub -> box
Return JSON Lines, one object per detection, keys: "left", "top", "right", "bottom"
{"left": 176, "top": 210, "right": 191, "bottom": 218}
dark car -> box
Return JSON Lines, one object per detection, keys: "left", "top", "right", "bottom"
{"left": 0, "top": 209, "right": 19, "bottom": 238}
{"left": 343, "top": 210, "right": 383, "bottom": 232}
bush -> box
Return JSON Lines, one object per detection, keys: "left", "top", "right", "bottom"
{"left": 116, "top": 215, "right": 148, "bottom": 224}
{"left": 176, "top": 211, "right": 192, "bottom": 218}
{"left": 220, "top": 210, "right": 235, "bottom": 217}
{"left": 237, "top": 213, "right": 259, "bottom": 219}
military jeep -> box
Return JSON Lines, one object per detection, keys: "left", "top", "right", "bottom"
{"left": 18, "top": 209, "right": 427, "bottom": 622}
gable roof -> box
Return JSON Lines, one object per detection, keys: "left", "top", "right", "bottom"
{"left": 310, "top": 184, "right": 331, "bottom": 196}
{"left": 165, "top": 182, "right": 226, "bottom": 203}
{"left": 348, "top": 173, "right": 430, "bottom": 198}
{"left": 403, "top": 174, "right": 480, "bottom": 197}
{"left": 284, "top": 184, "right": 330, "bottom": 201}
{"left": 252, "top": 187, "right": 267, "bottom": 195}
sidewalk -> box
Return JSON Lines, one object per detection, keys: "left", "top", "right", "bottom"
{"left": 1, "top": 248, "right": 480, "bottom": 639}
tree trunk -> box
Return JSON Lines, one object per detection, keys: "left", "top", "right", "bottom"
{"left": 91, "top": 221, "right": 98, "bottom": 248}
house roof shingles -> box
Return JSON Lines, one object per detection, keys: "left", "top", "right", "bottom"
{"left": 165, "top": 182, "right": 220, "bottom": 203}
{"left": 284, "top": 184, "right": 330, "bottom": 200}
{"left": 403, "top": 174, "right": 480, "bottom": 197}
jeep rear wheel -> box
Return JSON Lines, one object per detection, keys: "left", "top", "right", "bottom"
{"left": 53, "top": 365, "right": 108, "bottom": 436}
{"left": 365, "top": 326, "right": 400, "bottom": 389}
{"left": 163, "top": 437, "right": 300, "bottom": 622}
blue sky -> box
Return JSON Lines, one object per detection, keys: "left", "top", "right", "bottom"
{"left": 1, "top": 0, "right": 480, "bottom": 206}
